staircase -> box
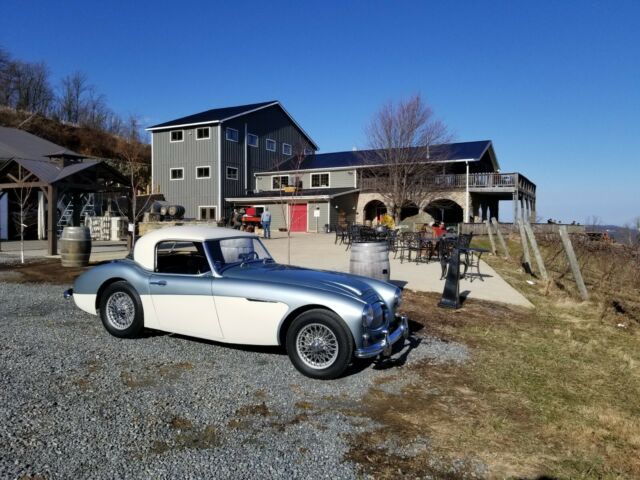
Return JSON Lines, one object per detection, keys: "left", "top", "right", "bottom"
{"left": 56, "top": 194, "right": 95, "bottom": 236}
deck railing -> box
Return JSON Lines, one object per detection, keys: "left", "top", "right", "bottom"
{"left": 360, "top": 172, "right": 536, "bottom": 195}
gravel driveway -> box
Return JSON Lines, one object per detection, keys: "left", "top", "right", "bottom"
{"left": 0, "top": 261, "right": 471, "bottom": 479}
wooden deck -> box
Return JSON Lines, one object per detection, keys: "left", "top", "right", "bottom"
{"left": 361, "top": 172, "right": 536, "bottom": 196}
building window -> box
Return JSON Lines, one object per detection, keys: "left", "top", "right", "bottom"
{"left": 304, "top": 148, "right": 314, "bottom": 155}
{"left": 170, "top": 168, "right": 184, "bottom": 180}
{"left": 196, "top": 127, "right": 210, "bottom": 140}
{"left": 170, "top": 130, "right": 183, "bottom": 142}
{"left": 199, "top": 206, "right": 217, "bottom": 221}
{"left": 247, "top": 133, "right": 258, "bottom": 147}
{"left": 272, "top": 175, "right": 289, "bottom": 189}
{"left": 226, "top": 127, "right": 239, "bottom": 142}
{"left": 282, "top": 143, "right": 292, "bottom": 156}
{"left": 196, "top": 166, "right": 211, "bottom": 179}
{"left": 266, "top": 139, "right": 276, "bottom": 152}
{"left": 226, "top": 166, "right": 238, "bottom": 180}
{"left": 311, "top": 172, "right": 330, "bottom": 188}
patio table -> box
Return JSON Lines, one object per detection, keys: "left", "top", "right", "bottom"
{"left": 459, "top": 246, "right": 490, "bottom": 281}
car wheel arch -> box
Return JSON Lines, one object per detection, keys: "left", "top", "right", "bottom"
{"left": 278, "top": 305, "right": 350, "bottom": 348}
{"left": 95, "top": 277, "right": 128, "bottom": 312}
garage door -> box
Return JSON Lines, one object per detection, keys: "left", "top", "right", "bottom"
{"left": 290, "top": 204, "right": 307, "bottom": 232}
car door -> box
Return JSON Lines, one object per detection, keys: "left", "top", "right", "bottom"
{"left": 149, "top": 240, "right": 223, "bottom": 340}
{"left": 211, "top": 278, "right": 289, "bottom": 346}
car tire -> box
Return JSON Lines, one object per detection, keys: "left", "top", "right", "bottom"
{"left": 286, "top": 309, "right": 354, "bottom": 380}
{"left": 99, "top": 281, "right": 144, "bottom": 338}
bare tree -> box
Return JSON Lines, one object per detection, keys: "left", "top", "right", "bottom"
{"left": 56, "top": 71, "right": 89, "bottom": 125}
{"left": 361, "top": 94, "right": 451, "bottom": 223}
{"left": 272, "top": 145, "right": 308, "bottom": 264}
{"left": 10, "top": 165, "right": 37, "bottom": 263}
{"left": 112, "top": 115, "right": 152, "bottom": 249}
{"left": 0, "top": 50, "right": 54, "bottom": 115}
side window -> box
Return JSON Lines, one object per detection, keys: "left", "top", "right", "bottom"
{"left": 155, "top": 241, "right": 211, "bottom": 275}
{"left": 226, "top": 128, "right": 239, "bottom": 142}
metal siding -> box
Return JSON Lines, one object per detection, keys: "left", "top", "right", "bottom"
{"left": 307, "top": 201, "right": 328, "bottom": 233}
{"left": 223, "top": 106, "right": 314, "bottom": 194}
{"left": 152, "top": 126, "right": 218, "bottom": 218}
{"left": 267, "top": 203, "right": 289, "bottom": 232}
{"left": 254, "top": 168, "right": 356, "bottom": 191}
{"left": 301, "top": 169, "right": 355, "bottom": 189}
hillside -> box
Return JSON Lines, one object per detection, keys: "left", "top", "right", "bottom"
{"left": 0, "top": 107, "right": 151, "bottom": 166}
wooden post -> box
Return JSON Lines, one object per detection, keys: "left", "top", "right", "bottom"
{"left": 517, "top": 217, "right": 532, "bottom": 274}
{"left": 558, "top": 226, "right": 589, "bottom": 300}
{"left": 47, "top": 185, "right": 57, "bottom": 255}
{"left": 491, "top": 217, "right": 510, "bottom": 259}
{"left": 523, "top": 220, "right": 548, "bottom": 281}
{"left": 0, "top": 190, "right": 4, "bottom": 251}
{"left": 485, "top": 219, "right": 496, "bottom": 255}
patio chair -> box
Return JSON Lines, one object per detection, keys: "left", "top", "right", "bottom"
{"left": 398, "top": 232, "right": 421, "bottom": 264}
{"left": 334, "top": 224, "right": 347, "bottom": 245}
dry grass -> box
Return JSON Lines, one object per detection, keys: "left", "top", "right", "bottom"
{"left": 344, "top": 237, "right": 640, "bottom": 479}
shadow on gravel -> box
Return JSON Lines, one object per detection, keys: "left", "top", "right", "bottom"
{"left": 166, "top": 332, "right": 285, "bottom": 355}
{"left": 371, "top": 334, "right": 423, "bottom": 371}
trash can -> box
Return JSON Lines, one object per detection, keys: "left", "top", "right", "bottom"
{"left": 324, "top": 224, "right": 330, "bottom": 233}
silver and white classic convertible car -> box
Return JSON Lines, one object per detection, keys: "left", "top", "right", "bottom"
{"left": 64, "top": 226, "right": 408, "bottom": 379}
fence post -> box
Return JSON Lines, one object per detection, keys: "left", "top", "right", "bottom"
{"left": 517, "top": 217, "right": 532, "bottom": 274}
{"left": 523, "top": 220, "right": 548, "bottom": 281}
{"left": 558, "top": 225, "right": 589, "bottom": 300}
{"left": 485, "top": 219, "right": 496, "bottom": 255}
{"left": 491, "top": 217, "right": 510, "bottom": 259}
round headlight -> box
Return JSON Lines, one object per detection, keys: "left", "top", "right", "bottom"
{"left": 394, "top": 289, "right": 403, "bottom": 307}
{"left": 362, "top": 304, "right": 374, "bottom": 327}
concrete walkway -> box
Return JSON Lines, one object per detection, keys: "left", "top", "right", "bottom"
{"left": 263, "top": 233, "right": 533, "bottom": 308}
{"left": 0, "top": 231, "right": 533, "bottom": 308}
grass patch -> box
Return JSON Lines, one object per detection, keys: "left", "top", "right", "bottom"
{"left": 345, "top": 241, "right": 640, "bottom": 479}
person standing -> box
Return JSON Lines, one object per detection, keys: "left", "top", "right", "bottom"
{"left": 260, "top": 207, "right": 272, "bottom": 239}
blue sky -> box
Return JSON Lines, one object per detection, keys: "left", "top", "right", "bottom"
{"left": 2, "top": 0, "right": 639, "bottom": 225}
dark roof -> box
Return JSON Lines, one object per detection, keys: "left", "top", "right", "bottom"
{"left": 0, "top": 127, "right": 127, "bottom": 186}
{"left": 226, "top": 187, "right": 358, "bottom": 201}
{"left": 272, "top": 140, "right": 494, "bottom": 172}
{"left": 0, "top": 127, "right": 85, "bottom": 162}
{"left": 147, "top": 101, "right": 277, "bottom": 130}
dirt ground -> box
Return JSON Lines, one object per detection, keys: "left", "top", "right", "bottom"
{"left": 2, "top": 245, "right": 639, "bottom": 478}
{"left": 0, "top": 258, "right": 90, "bottom": 284}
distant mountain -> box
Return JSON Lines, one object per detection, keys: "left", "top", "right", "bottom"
{"left": 588, "top": 224, "right": 639, "bottom": 244}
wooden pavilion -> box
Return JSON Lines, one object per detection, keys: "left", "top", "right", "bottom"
{"left": 0, "top": 127, "right": 130, "bottom": 254}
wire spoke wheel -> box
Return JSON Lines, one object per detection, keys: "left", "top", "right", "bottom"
{"left": 295, "top": 323, "right": 339, "bottom": 369}
{"left": 105, "top": 292, "right": 135, "bottom": 330}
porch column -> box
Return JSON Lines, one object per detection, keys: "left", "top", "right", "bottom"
{"left": 490, "top": 199, "right": 499, "bottom": 221}
{"left": 513, "top": 192, "right": 519, "bottom": 225}
{"left": 47, "top": 185, "right": 58, "bottom": 255}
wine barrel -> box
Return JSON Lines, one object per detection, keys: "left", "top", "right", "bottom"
{"left": 60, "top": 226, "right": 92, "bottom": 267}
{"left": 349, "top": 241, "right": 390, "bottom": 282}
{"left": 167, "top": 205, "right": 185, "bottom": 218}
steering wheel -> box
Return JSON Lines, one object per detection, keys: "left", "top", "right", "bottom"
{"left": 239, "top": 251, "right": 259, "bottom": 262}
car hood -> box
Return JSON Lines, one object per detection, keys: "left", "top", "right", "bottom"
{"left": 222, "top": 263, "right": 377, "bottom": 300}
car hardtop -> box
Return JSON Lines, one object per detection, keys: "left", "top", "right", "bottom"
{"left": 133, "top": 225, "right": 257, "bottom": 272}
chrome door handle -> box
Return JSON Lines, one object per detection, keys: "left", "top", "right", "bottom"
{"left": 150, "top": 280, "right": 167, "bottom": 286}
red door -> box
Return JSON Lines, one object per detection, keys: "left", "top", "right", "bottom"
{"left": 290, "top": 204, "right": 307, "bottom": 232}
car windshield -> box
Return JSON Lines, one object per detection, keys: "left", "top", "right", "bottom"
{"left": 205, "top": 237, "right": 273, "bottom": 271}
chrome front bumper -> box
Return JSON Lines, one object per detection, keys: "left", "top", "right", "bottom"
{"left": 355, "top": 314, "right": 409, "bottom": 359}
